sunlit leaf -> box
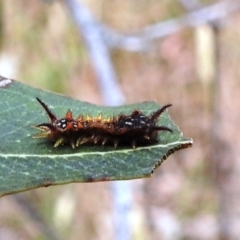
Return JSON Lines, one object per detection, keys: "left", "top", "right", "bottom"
{"left": 0, "top": 76, "right": 192, "bottom": 196}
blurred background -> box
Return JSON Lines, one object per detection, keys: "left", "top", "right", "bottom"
{"left": 0, "top": 0, "right": 240, "bottom": 239}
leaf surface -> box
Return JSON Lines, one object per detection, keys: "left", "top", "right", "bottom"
{"left": 0, "top": 76, "right": 192, "bottom": 196}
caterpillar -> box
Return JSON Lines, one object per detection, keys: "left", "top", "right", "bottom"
{"left": 33, "top": 97, "right": 172, "bottom": 149}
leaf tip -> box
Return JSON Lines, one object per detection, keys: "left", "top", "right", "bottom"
{"left": 151, "top": 138, "right": 193, "bottom": 174}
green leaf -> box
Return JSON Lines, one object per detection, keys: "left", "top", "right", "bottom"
{"left": 0, "top": 76, "right": 192, "bottom": 196}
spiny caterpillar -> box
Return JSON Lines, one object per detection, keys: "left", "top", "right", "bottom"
{"left": 34, "top": 97, "right": 172, "bottom": 149}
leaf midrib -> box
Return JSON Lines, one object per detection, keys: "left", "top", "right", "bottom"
{"left": 0, "top": 139, "right": 190, "bottom": 159}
